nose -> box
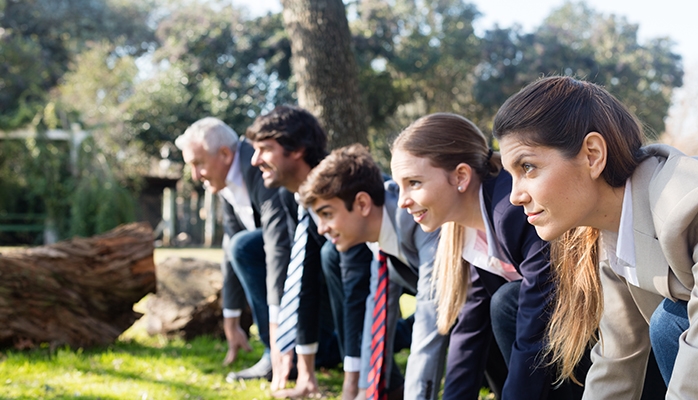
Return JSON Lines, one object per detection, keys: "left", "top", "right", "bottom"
{"left": 397, "top": 190, "right": 412, "bottom": 209}
{"left": 251, "top": 148, "right": 261, "bottom": 167}
{"left": 509, "top": 179, "right": 529, "bottom": 206}
{"left": 317, "top": 219, "right": 330, "bottom": 236}
{"left": 191, "top": 166, "right": 202, "bottom": 181}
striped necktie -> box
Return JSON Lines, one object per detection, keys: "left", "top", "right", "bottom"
{"left": 276, "top": 207, "right": 310, "bottom": 354}
{"left": 366, "top": 250, "right": 389, "bottom": 400}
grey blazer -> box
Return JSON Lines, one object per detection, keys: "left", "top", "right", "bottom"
{"left": 584, "top": 144, "right": 698, "bottom": 399}
{"left": 221, "top": 137, "right": 291, "bottom": 306}
{"left": 361, "top": 181, "right": 446, "bottom": 400}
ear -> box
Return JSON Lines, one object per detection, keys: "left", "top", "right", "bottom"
{"left": 219, "top": 146, "right": 234, "bottom": 165}
{"left": 354, "top": 191, "right": 374, "bottom": 217}
{"left": 453, "top": 162, "right": 473, "bottom": 192}
{"left": 581, "top": 132, "right": 607, "bottom": 180}
{"left": 289, "top": 147, "right": 306, "bottom": 161}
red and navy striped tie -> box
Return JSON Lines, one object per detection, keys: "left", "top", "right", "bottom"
{"left": 366, "top": 250, "right": 388, "bottom": 400}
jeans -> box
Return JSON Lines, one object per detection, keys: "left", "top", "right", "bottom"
{"left": 649, "top": 298, "right": 689, "bottom": 385}
{"left": 226, "top": 228, "right": 270, "bottom": 349}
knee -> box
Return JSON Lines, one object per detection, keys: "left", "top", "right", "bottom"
{"left": 490, "top": 281, "right": 520, "bottom": 323}
{"left": 229, "top": 230, "right": 260, "bottom": 261}
{"left": 649, "top": 300, "right": 671, "bottom": 347}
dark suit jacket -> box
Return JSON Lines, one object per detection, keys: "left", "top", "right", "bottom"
{"left": 445, "top": 170, "right": 555, "bottom": 400}
{"left": 220, "top": 137, "right": 291, "bottom": 306}
{"left": 278, "top": 187, "right": 327, "bottom": 345}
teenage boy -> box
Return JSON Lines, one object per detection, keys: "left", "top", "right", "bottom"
{"left": 299, "top": 144, "right": 448, "bottom": 400}
{"left": 175, "top": 117, "right": 291, "bottom": 381}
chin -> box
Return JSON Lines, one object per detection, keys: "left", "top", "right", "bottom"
{"left": 335, "top": 244, "right": 348, "bottom": 252}
{"left": 262, "top": 178, "right": 281, "bottom": 189}
{"left": 534, "top": 226, "right": 560, "bottom": 242}
{"left": 335, "top": 241, "right": 356, "bottom": 252}
{"left": 418, "top": 222, "right": 438, "bottom": 233}
{"left": 207, "top": 185, "right": 223, "bottom": 194}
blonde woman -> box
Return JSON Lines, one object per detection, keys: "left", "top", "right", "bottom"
{"left": 391, "top": 113, "right": 582, "bottom": 399}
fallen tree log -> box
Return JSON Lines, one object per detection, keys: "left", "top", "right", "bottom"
{"left": 0, "top": 222, "right": 156, "bottom": 350}
{"left": 145, "top": 257, "right": 253, "bottom": 341}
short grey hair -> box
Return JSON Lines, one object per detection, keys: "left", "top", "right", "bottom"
{"left": 175, "top": 117, "right": 238, "bottom": 154}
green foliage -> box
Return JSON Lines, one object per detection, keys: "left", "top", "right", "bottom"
{"left": 0, "top": 0, "right": 685, "bottom": 237}
{"left": 0, "top": 34, "right": 47, "bottom": 129}
{"left": 473, "top": 1, "right": 682, "bottom": 138}
{"left": 69, "top": 157, "right": 136, "bottom": 238}
{"left": 122, "top": 0, "right": 294, "bottom": 160}
{"left": 18, "top": 136, "right": 74, "bottom": 238}
{"left": 0, "top": 0, "right": 156, "bottom": 130}
{"left": 350, "top": 0, "right": 483, "bottom": 169}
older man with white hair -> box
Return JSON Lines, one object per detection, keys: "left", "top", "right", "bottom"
{"left": 175, "top": 117, "right": 291, "bottom": 381}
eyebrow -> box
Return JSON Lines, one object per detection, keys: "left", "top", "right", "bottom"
{"left": 510, "top": 152, "right": 532, "bottom": 167}
{"left": 396, "top": 173, "right": 422, "bottom": 181}
{"left": 315, "top": 204, "right": 332, "bottom": 214}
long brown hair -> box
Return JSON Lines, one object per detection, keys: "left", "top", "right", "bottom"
{"left": 392, "top": 112, "right": 500, "bottom": 334}
{"left": 492, "top": 76, "right": 648, "bottom": 383}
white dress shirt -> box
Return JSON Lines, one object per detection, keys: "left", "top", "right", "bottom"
{"left": 461, "top": 185, "right": 523, "bottom": 282}
{"left": 600, "top": 180, "right": 639, "bottom": 286}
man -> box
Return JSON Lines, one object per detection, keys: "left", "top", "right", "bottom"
{"left": 245, "top": 104, "right": 347, "bottom": 399}
{"left": 175, "top": 117, "right": 291, "bottom": 381}
{"left": 298, "top": 144, "right": 449, "bottom": 400}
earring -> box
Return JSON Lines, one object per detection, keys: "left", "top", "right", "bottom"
{"left": 457, "top": 186, "right": 463, "bottom": 192}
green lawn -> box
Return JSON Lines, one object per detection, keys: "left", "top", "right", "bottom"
{"left": 0, "top": 325, "right": 410, "bottom": 399}
{"left": 0, "top": 247, "right": 492, "bottom": 399}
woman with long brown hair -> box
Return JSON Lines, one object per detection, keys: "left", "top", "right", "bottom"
{"left": 494, "top": 75, "right": 696, "bottom": 398}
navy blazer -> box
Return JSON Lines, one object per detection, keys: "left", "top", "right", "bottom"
{"left": 220, "top": 137, "right": 292, "bottom": 306}
{"left": 448, "top": 170, "right": 554, "bottom": 400}
{"left": 278, "top": 186, "right": 326, "bottom": 345}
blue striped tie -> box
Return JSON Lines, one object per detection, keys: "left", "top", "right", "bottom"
{"left": 276, "top": 208, "right": 310, "bottom": 354}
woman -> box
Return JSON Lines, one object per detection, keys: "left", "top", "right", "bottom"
{"left": 493, "top": 75, "right": 694, "bottom": 398}
{"left": 391, "top": 113, "right": 583, "bottom": 399}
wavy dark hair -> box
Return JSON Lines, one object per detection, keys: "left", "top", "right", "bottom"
{"left": 246, "top": 105, "right": 328, "bottom": 168}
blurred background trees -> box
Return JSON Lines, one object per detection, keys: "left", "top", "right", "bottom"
{"left": 0, "top": 0, "right": 685, "bottom": 244}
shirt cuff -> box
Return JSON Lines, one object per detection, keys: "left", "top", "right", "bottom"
{"left": 268, "top": 305, "right": 280, "bottom": 324}
{"left": 223, "top": 308, "right": 242, "bottom": 318}
{"left": 343, "top": 356, "right": 361, "bottom": 372}
{"left": 296, "top": 342, "right": 319, "bottom": 355}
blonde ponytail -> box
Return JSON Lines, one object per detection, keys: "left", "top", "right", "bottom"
{"left": 433, "top": 221, "right": 471, "bottom": 334}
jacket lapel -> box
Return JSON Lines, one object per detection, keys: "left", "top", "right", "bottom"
{"left": 632, "top": 150, "right": 672, "bottom": 298}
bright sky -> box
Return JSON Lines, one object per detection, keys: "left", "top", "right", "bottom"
{"left": 237, "top": 0, "right": 697, "bottom": 66}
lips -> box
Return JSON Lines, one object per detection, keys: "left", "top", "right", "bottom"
{"left": 525, "top": 210, "right": 542, "bottom": 224}
{"left": 409, "top": 209, "right": 427, "bottom": 223}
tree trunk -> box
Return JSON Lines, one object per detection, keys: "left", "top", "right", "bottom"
{"left": 0, "top": 222, "right": 156, "bottom": 350}
{"left": 281, "top": 0, "right": 368, "bottom": 149}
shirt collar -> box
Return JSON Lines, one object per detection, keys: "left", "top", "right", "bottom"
{"left": 378, "top": 205, "right": 401, "bottom": 258}
{"left": 226, "top": 144, "right": 243, "bottom": 187}
{"left": 478, "top": 184, "right": 499, "bottom": 257}
{"left": 616, "top": 179, "right": 636, "bottom": 267}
